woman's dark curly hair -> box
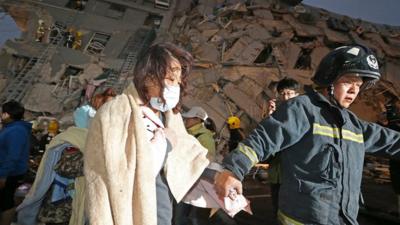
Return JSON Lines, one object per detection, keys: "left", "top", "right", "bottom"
{"left": 133, "top": 42, "right": 193, "bottom": 112}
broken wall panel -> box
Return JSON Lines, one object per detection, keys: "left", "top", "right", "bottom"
{"left": 362, "top": 33, "right": 400, "bottom": 58}
{"left": 310, "top": 46, "right": 330, "bottom": 69}
{"left": 252, "top": 9, "right": 274, "bottom": 20}
{"left": 22, "top": 83, "right": 64, "bottom": 114}
{"left": 283, "top": 14, "right": 324, "bottom": 37}
{"left": 235, "top": 76, "right": 264, "bottom": 98}
{"left": 223, "top": 82, "right": 263, "bottom": 122}
{"left": 245, "top": 23, "right": 272, "bottom": 41}
{"left": 384, "top": 60, "right": 400, "bottom": 90}
{"left": 284, "top": 42, "right": 302, "bottom": 69}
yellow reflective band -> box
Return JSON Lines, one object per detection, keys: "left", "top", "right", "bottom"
{"left": 313, "top": 123, "right": 340, "bottom": 138}
{"left": 237, "top": 143, "right": 259, "bottom": 166}
{"left": 342, "top": 129, "right": 364, "bottom": 143}
{"left": 313, "top": 123, "right": 364, "bottom": 144}
{"left": 278, "top": 210, "right": 304, "bottom": 225}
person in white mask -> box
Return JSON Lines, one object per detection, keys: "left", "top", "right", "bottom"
{"left": 84, "top": 43, "right": 210, "bottom": 225}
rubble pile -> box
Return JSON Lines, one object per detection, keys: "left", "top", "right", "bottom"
{"left": 167, "top": 0, "right": 400, "bottom": 143}
{"left": 363, "top": 155, "right": 391, "bottom": 184}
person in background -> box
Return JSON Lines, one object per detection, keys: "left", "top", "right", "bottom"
{"left": 226, "top": 116, "right": 245, "bottom": 153}
{"left": 84, "top": 43, "right": 209, "bottom": 225}
{"left": 16, "top": 92, "right": 115, "bottom": 225}
{"left": 182, "top": 106, "right": 216, "bottom": 162}
{"left": 384, "top": 99, "right": 400, "bottom": 217}
{"left": 0, "top": 101, "right": 32, "bottom": 225}
{"left": 265, "top": 77, "right": 300, "bottom": 222}
{"left": 174, "top": 106, "right": 217, "bottom": 225}
{"left": 214, "top": 45, "right": 400, "bottom": 225}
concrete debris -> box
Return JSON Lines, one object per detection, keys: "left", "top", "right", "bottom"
{"left": 22, "top": 83, "right": 64, "bottom": 114}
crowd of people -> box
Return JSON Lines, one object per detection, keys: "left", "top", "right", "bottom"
{"left": 1, "top": 43, "right": 400, "bottom": 225}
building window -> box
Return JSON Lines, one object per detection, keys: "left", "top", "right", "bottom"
{"left": 85, "top": 32, "right": 111, "bottom": 55}
{"left": 155, "top": 0, "right": 170, "bottom": 9}
{"left": 106, "top": 3, "right": 126, "bottom": 19}
{"left": 65, "top": 0, "right": 88, "bottom": 11}
{"left": 144, "top": 13, "right": 163, "bottom": 28}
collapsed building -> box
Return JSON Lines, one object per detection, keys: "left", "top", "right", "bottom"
{"left": 1, "top": 0, "right": 400, "bottom": 221}
{"left": 0, "top": 0, "right": 400, "bottom": 153}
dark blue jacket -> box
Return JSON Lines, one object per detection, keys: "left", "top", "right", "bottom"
{"left": 0, "top": 120, "right": 32, "bottom": 178}
{"left": 223, "top": 90, "right": 400, "bottom": 225}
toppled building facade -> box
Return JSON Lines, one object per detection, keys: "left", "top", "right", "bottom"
{"left": 0, "top": 0, "right": 400, "bottom": 147}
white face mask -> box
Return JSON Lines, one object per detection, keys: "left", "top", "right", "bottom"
{"left": 150, "top": 84, "right": 180, "bottom": 112}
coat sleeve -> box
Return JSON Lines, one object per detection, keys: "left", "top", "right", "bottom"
{"left": 361, "top": 121, "right": 400, "bottom": 156}
{"left": 0, "top": 128, "right": 27, "bottom": 178}
{"left": 84, "top": 108, "right": 114, "bottom": 225}
{"left": 223, "top": 99, "right": 311, "bottom": 180}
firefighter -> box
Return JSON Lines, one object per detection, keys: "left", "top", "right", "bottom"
{"left": 226, "top": 116, "right": 245, "bottom": 152}
{"left": 72, "top": 31, "right": 82, "bottom": 50}
{"left": 35, "top": 20, "right": 46, "bottom": 42}
{"left": 214, "top": 45, "right": 400, "bottom": 225}
{"left": 64, "top": 28, "right": 75, "bottom": 48}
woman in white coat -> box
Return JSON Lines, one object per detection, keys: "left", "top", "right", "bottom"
{"left": 84, "top": 43, "right": 210, "bottom": 225}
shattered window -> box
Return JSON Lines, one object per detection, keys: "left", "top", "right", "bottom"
{"left": 52, "top": 66, "right": 83, "bottom": 99}
{"left": 65, "top": 0, "right": 88, "bottom": 11}
{"left": 106, "top": 3, "right": 126, "bottom": 19}
{"left": 254, "top": 46, "right": 272, "bottom": 64}
{"left": 144, "top": 13, "right": 163, "bottom": 28}
{"left": 85, "top": 32, "right": 111, "bottom": 55}
{"left": 64, "top": 66, "right": 83, "bottom": 77}
{"left": 294, "top": 48, "right": 312, "bottom": 70}
{"left": 155, "top": 0, "right": 170, "bottom": 9}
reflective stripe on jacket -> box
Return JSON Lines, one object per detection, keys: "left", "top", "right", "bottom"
{"left": 223, "top": 90, "right": 400, "bottom": 225}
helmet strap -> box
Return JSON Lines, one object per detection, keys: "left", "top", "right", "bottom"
{"left": 328, "top": 85, "right": 342, "bottom": 108}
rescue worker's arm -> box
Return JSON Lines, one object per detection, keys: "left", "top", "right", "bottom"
{"left": 361, "top": 121, "right": 400, "bottom": 156}
{"left": 223, "top": 100, "right": 310, "bottom": 181}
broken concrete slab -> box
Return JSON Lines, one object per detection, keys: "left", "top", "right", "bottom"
{"left": 284, "top": 42, "right": 302, "bottom": 69}
{"left": 236, "top": 76, "right": 264, "bottom": 98}
{"left": 239, "top": 40, "right": 264, "bottom": 64}
{"left": 78, "top": 63, "right": 105, "bottom": 84}
{"left": 259, "top": 19, "right": 293, "bottom": 33}
{"left": 220, "top": 66, "right": 280, "bottom": 86}
{"left": 349, "top": 31, "right": 384, "bottom": 59}
{"left": 362, "top": 33, "right": 400, "bottom": 58}
{"left": 193, "top": 42, "right": 220, "bottom": 63}
{"left": 246, "top": 23, "right": 272, "bottom": 41}
{"left": 283, "top": 14, "right": 323, "bottom": 37}
{"left": 322, "top": 24, "right": 352, "bottom": 44}
{"left": 231, "top": 19, "right": 250, "bottom": 31}
{"left": 310, "top": 46, "right": 330, "bottom": 69}
{"left": 201, "top": 28, "right": 220, "bottom": 40}
{"left": 252, "top": 9, "right": 274, "bottom": 20}
{"left": 223, "top": 36, "right": 252, "bottom": 62}
{"left": 22, "top": 83, "right": 63, "bottom": 114}
{"left": 223, "top": 82, "right": 263, "bottom": 122}
{"left": 196, "top": 21, "right": 220, "bottom": 31}
{"left": 384, "top": 60, "right": 400, "bottom": 90}
{"left": 188, "top": 69, "right": 221, "bottom": 85}
{"left": 285, "top": 69, "right": 313, "bottom": 85}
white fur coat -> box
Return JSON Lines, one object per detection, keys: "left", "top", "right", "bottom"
{"left": 84, "top": 84, "right": 209, "bottom": 225}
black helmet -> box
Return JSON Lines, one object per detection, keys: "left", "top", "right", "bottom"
{"left": 312, "top": 45, "right": 380, "bottom": 89}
